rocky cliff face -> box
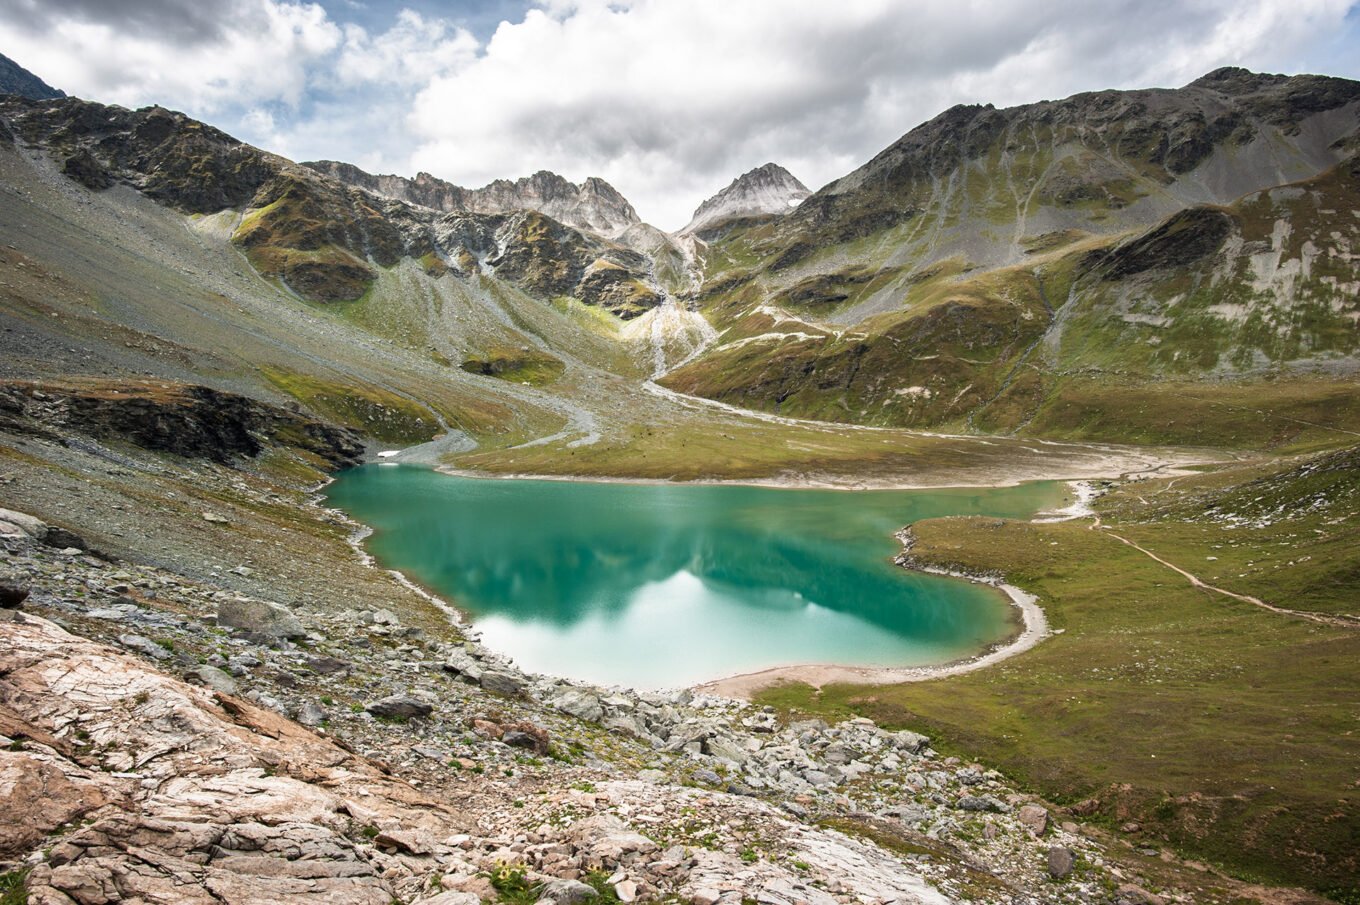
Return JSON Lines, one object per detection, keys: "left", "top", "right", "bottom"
{"left": 0, "top": 52, "right": 64, "bottom": 101}
{"left": 2, "top": 98, "right": 281, "bottom": 213}
{"left": 472, "top": 171, "right": 641, "bottom": 239}
{"left": 681, "top": 163, "right": 810, "bottom": 236}
{"left": 0, "top": 378, "right": 365, "bottom": 467}
{"left": 770, "top": 67, "right": 1360, "bottom": 275}
{"left": 306, "top": 161, "right": 642, "bottom": 239}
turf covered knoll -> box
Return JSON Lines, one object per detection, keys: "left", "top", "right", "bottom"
{"left": 756, "top": 447, "right": 1360, "bottom": 898}
{"left": 459, "top": 345, "right": 566, "bottom": 386}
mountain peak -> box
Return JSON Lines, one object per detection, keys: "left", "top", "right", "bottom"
{"left": 1187, "top": 66, "right": 1288, "bottom": 94}
{"left": 681, "top": 162, "right": 810, "bottom": 235}
{"left": 0, "top": 52, "right": 65, "bottom": 100}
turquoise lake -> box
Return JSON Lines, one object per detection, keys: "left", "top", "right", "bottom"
{"left": 324, "top": 467, "right": 1067, "bottom": 688}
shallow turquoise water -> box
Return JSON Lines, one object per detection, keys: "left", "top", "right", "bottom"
{"left": 325, "top": 467, "right": 1066, "bottom": 688}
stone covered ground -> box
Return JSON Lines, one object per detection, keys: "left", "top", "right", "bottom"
{"left": 0, "top": 395, "right": 1325, "bottom": 905}
{"left": 3, "top": 504, "right": 1305, "bottom": 905}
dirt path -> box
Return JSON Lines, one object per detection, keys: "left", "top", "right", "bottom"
{"left": 1097, "top": 526, "right": 1360, "bottom": 629}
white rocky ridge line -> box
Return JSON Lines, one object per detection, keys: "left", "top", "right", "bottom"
{"left": 751, "top": 303, "right": 840, "bottom": 336}
{"left": 714, "top": 331, "right": 827, "bottom": 352}
{"left": 306, "top": 161, "right": 643, "bottom": 241}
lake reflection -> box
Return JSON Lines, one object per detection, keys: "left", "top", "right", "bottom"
{"left": 325, "top": 468, "right": 1064, "bottom": 688}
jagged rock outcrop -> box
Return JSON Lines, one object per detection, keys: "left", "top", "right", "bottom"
{"left": 0, "top": 52, "right": 64, "bottom": 101}
{"left": 1, "top": 99, "right": 282, "bottom": 214}
{"left": 0, "top": 98, "right": 424, "bottom": 300}
{"left": 1, "top": 612, "right": 468, "bottom": 904}
{"left": 0, "top": 378, "right": 365, "bottom": 467}
{"left": 474, "top": 171, "right": 640, "bottom": 239}
{"left": 306, "top": 161, "right": 642, "bottom": 239}
{"left": 444, "top": 210, "right": 663, "bottom": 318}
{"left": 231, "top": 170, "right": 438, "bottom": 302}
{"left": 681, "top": 163, "right": 810, "bottom": 236}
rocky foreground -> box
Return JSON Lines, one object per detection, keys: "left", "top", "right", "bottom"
{"left": 0, "top": 500, "right": 1297, "bottom": 905}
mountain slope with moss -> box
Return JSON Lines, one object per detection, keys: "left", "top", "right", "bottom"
{"left": 662, "top": 69, "right": 1360, "bottom": 447}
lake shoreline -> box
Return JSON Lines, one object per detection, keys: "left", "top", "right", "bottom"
{"left": 692, "top": 524, "right": 1055, "bottom": 700}
{"left": 429, "top": 458, "right": 1195, "bottom": 493}
{"left": 328, "top": 468, "right": 1097, "bottom": 696}
{"left": 694, "top": 484, "right": 1105, "bottom": 699}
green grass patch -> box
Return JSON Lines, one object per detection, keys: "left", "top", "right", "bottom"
{"left": 1025, "top": 376, "right": 1360, "bottom": 451}
{"left": 459, "top": 346, "right": 565, "bottom": 387}
{"left": 0, "top": 869, "right": 29, "bottom": 905}
{"left": 759, "top": 448, "right": 1360, "bottom": 894}
{"left": 260, "top": 365, "right": 439, "bottom": 444}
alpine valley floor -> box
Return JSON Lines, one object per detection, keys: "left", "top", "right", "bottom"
{"left": 2, "top": 63, "right": 1360, "bottom": 905}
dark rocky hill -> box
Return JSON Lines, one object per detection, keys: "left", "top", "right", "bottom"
{"left": 0, "top": 51, "right": 64, "bottom": 100}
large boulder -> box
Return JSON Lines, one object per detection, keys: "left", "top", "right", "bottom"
{"left": 1017, "top": 804, "right": 1049, "bottom": 836}
{"left": 0, "top": 507, "right": 47, "bottom": 540}
{"left": 0, "top": 583, "right": 29, "bottom": 609}
{"left": 551, "top": 689, "right": 603, "bottom": 723}
{"left": 442, "top": 649, "right": 483, "bottom": 683}
{"left": 364, "top": 695, "right": 433, "bottom": 720}
{"left": 479, "top": 670, "right": 525, "bottom": 697}
{"left": 536, "top": 878, "right": 598, "bottom": 905}
{"left": 498, "top": 721, "right": 550, "bottom": 755}
{"left": 1046, "top": 845, "right": 1075, "bottom": 879}
{"left": 186, "top": 665, "right": 238, "bottom": 695}
{"left": 702, "top": 735, "right": 749, "bottom": 766}
{"left": 892, "top": 729, "right": 931, "bottom": 754}
{"left": 216, "top": 599, "right": 306, "bottom": 640}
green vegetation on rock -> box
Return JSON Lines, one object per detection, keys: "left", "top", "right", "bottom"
{"left": 260, "top": 366, "right": 440, "bottom": 445}
{"left": 459, "top": 346, "right": 566, "bottom": 386}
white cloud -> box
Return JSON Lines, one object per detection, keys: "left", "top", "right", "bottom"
{"left": 2, "top": 0, "right": 1357, "bottom": 228}
{"left": 336, "top": 9, "right": 478, "bottom": 86}
{"left": 0, "top": 0, "right": 342, "bottom": 113}
{"left": 405, "top": 0, "right": 1358, "bottom": 228}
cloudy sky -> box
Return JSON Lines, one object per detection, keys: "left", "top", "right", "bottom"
{"left": 3, "top": 0, "right": 1358, "bottom": 229}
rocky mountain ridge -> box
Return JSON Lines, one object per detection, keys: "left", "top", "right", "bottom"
{"left": 306, "top": 160, "right": 642, "bottom": 240}
{"left": 681, "top": 163, "right": 811, "bottom": 237}
{"left": 4, "top": 68, "right": 1358, "bottom": 436}
{"left": 773, "top": 66, "right": 1360, "bottom": 274}
{"left": 0, "top": 96, "right": 664, "bottom": 316}
{"left": 664, "top": 67, "right": 1360, "bottom": 433}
